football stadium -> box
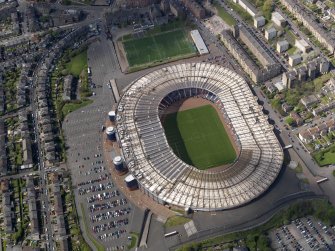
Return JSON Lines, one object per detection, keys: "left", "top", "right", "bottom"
{"left": 115, "top": 63, "right": 283, "bottom": 211}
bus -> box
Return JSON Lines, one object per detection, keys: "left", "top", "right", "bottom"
{"left": 164, "top": 231, "right": 178, "bottom": 238}
{"left": 283, "top": 145, "right": 293, "bottom": 149}
{"left": 316, "top": 178, "right": 328, "bottom": 184}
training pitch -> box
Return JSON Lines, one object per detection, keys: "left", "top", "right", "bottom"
{"left": 163, "top": 105, "right": 237, "bottom": 170}
{"left": 122, "top": 29, "right": 196, "bottom": 68}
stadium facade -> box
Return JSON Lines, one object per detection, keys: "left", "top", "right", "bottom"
{"left": 115, "top": 63, "right": 283, "bottom": 211}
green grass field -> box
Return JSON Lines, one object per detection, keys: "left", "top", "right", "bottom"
{"left": 62, "top": 99, "right": 93, "bottom": 118}
{"left": 163, "top": 105, "right": 237, "bottom": 170}
{"left": 122, "top": 29, "right": 196, "bottom": 68}
{"left": 66, "top": 50, "right": 87, "bottom": 77}
{"left": 214, "top": 2, "right": 237, "bottom": 26}
{"left": 313, "top": 143, "right": 335, "bottom": 166}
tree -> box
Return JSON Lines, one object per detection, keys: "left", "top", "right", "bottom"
{"left": 262, "top": 0, "right": 274, "bottom": 20}
{"left": 285, "top": 117, "right": 295, "bottom": 126}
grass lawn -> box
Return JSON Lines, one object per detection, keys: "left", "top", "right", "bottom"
{"left": 66, "top": 50, "right": 87, "bottom": 77}
{"left": 214, "top": 2, "right": 237, "bottom": 26}
{"left": 287, "top": 46, "right": 297, "bottom": 55}
{"left": 313, "top": 143, "right": 335, "bottom": 166}
{"left": 226, "top": 0, "right": 253, "bottom": 23}
{"left": 62, "top": 99, "right": 93, "bottom": 118}
{"left": 163, "top": 105, "right": 237, "bottom": 170}
{"left": 127, "top": 232, "right": 139, "bottom": 250}
{"left": 165, "top": 216, "right": 191, "bottom": 228}
{"left": 122, "top": 29, "right": 196, "bottom": 68}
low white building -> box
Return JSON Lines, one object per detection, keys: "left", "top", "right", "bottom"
{"left": 190, "top": 30, "right": 209, "bottom": 55}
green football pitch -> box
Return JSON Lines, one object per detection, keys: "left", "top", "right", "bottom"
{"left": 163, "top": 105, "right": 237, "bottom": 170}
{"left": 122, "top": 29, "right": 196, "bottom": 67}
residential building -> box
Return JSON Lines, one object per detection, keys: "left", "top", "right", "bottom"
{"left": 316, "top": 0, "right": 328, "bottom": 13}
{"left": 289, "top": 54, "right": 302, "bottom": 67}
{"left": 254, "top": 16, "right": 265, "bottom": 28}
{"left": 295, "top": 39, "right": 312, "bottom": 53}
{"left": 220, "top": 29, "right": 281, "bottom": 83}
{"left": 115, "top": 0, "right": 158, "bottom": 8}
{"left": 232, "top": 0, "right": 258, "bottom": 17}
{"left": 312, "top": 101, "right": 335, "bottom": 116}
{"left": 265, "top": 27, "right": 276, "bottom": 40}
{"left": 283, "top": 57, "right": 329, "bottom": 87}
{"left": 180, "top": 0, "right": 205, "bottom": 19}
{"left": 237, "top": 25, "right": 278, "bottom": 67}
{"left": 170, "top": 0, "right": 185, "bottom": 19}
{"left": 328, "top": 8, "right": 335, "bottom": 20}
{"left": 3, "top": 192, "right": 13, "bottom": 233}
{"left": 282, "top": 103, "right": 293, "bottom": 113}
{"left": 63, "top": 75, "right": 73, "bottom": 101}
{"left": 299, "top": 119, "right": 335, "bottom": 143}
{"left": 282, "top": 71, "right": 297, "bottom": 88}
{"left": 279, "top": 0, "right": 335, "bottom": 55}
{"left": 271, "top": 11, "right": 286, "bottom": 27}
{"left": 300, "top": 94, "right": 319, "bottom": 107}
{"left": 290, "top": 111, "right": 303, "bottom": 126}
{"left": 307, "top": 60, "right": 317, "bottom": 78}
{"left": 277, "top": 40, "right": 289, "bottom": 53}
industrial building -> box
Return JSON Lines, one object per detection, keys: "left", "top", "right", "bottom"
{"left": 115, "top": 63, "right": 283, "bottom": 210}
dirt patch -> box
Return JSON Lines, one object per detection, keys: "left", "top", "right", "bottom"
{"left": 160, "top": 97, "right": 241, "bottom": 171}
{"left": 115, "top": 41, "right": 129, "bottom": 73}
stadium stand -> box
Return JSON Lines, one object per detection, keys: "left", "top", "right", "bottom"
{"left": 115, "top": 63, "right": 283, "bottom": 211}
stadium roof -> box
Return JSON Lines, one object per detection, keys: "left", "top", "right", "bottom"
{"left": 116, "top": 63, "right": 283, "bottom": 211}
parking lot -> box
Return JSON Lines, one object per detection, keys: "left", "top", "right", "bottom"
{"left": 270, "top": 216, "right": 335, "bottom": 250}
{"left": 62, "top": 34, "right": 136, "bottom": 250}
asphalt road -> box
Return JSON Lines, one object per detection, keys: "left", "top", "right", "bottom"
{"left": 31, "top": 56, "right": 54, "bottom": 250}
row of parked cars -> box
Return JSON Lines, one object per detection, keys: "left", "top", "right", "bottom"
{"left": 77, "top": 173, "right": 110, "bottom": 187}
{"left": 87, "top": 190, "right": 120, "bottom": 203}
{"left": 273, "top": 217, "right": 335, "bottom": 251}
{"left": 93, "top": 218, "right": 129, "bottom": 233}
{"left": 90, "top": 208, "right": 131, "bottom": 223}
{"left": 98, "top": 229, "right": 127, "bottom": 241}
{"left": 78, "top": 182, "right": 114, "bottom": 195}
{"left": 88, "top": 198, "right": 128, "bottom": 213}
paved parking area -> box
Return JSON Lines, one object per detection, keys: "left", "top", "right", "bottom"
{"left": 62, "top": 34, "right": 136, "bottom": 250}
{"left": 270, "top": 216, "right": 335, "bottom": 250}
